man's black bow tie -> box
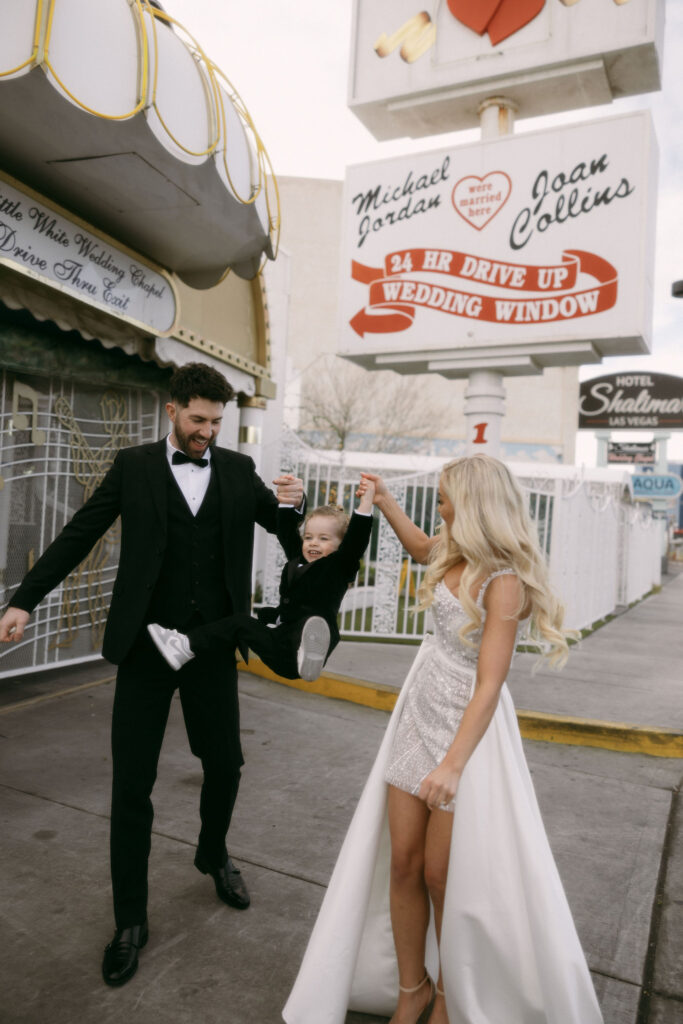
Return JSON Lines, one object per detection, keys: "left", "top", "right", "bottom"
{"left": 172, "top": 450, "right": 209, "bottom": 468}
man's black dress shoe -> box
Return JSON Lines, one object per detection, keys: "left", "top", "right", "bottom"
{"left": 102, "top": 921, "right": 148, "bottom": 986}
{"left": 194, "top": 850, "right": 250, "bottom": 909}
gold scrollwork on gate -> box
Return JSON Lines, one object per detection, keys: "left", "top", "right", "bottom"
{"left": 50, "top": 392, "right": 130, "bottom": 650}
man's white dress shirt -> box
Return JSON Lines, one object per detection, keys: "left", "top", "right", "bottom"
{"left": 166, "top": 435, "right": 211, "bottom": 516}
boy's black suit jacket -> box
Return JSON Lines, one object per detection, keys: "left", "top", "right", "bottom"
{"left": 10, "top": 439, "right": 280, "bottom": 664}
{"left": 265, "top": 508, "right": 373, "bottom": 650}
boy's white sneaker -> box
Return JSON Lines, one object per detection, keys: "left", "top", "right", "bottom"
{"left": 297, "top": 616, "right": 330, "bottom": 682}
{"left": 147, "top": 623, "right": 195, "bottom": 671}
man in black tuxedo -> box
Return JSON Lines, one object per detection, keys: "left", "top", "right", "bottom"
{"left": 0, "top": 363, "right": 304, "bottom": 986}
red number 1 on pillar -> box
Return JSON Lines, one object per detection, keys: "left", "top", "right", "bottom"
{"left": 473, "top": 422, "right": 488, "bottom": 445}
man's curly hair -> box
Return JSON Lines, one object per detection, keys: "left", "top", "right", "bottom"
{"left": 169, "top": 363, "right": 234, "bottom": 407}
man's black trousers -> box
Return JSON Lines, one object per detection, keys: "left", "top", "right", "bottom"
{"left": 110, "top": 629, "right": 242, "bottom": 928}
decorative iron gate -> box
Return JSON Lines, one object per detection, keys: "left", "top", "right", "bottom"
{"left": 0, "top": 370, "right": 161, "bottom": 678}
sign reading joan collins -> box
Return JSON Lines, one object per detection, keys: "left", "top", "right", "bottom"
{"left": 579, "top": 373, "right": 683, "bottom": 431}
{"left": 0, "top": 173, "right": 177, "bottom": 335}
{"left": 337, "top": 110, "right": 657, "bottom": 378}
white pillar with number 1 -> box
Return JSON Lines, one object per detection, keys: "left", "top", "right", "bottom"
{"left": 464, "top": 98, "right": 516, "bottom": 457}
{"left": 464, "top": 371, "right": 507, "bottom": 455}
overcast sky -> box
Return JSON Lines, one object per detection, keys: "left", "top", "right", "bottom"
{"left": 167, "top": 0, "right": 683, "bottom": 461}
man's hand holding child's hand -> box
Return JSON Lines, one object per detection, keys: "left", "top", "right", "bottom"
{"left": 274, "top": 474, "right": 305, "bottom": 508}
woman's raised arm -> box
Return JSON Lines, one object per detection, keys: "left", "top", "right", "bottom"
{"left": 358, "top": 472, "right": 438, "bottom": 565}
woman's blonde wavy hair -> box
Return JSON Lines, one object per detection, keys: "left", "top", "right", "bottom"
{"left": 416, "top": 455, "right": 572, "bottom": 668}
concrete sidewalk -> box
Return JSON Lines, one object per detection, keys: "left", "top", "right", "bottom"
{"left": 0, "top": 574, "right": 682, "bottom": 1023}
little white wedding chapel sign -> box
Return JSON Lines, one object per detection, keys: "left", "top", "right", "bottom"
{"left": 337, "top": 110, "right": 657, "bottom": 377}
{"left": 0, "top": 172, "right": 177, "bottom": 335}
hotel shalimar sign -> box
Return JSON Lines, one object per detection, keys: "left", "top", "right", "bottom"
{"left": 338, "top": 111, "right": 657, "bottom": 377}
{"left": 579, "top": 373, "right": 683, "bottom": 430}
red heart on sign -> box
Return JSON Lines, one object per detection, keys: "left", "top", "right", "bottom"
{"left": 487, "top": 0, "right": 546, "bottom": 45}
{"left": 446, "top": 0, "right": 546, "bottom": 45}
{"left": 451, "top": 172, "right": 511, "bottom": 231}
{"left": 446, "top": 0, "right": 503, "bottom": 35}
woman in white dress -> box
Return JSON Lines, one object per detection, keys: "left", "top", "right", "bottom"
{"left": 283, "top": 456, "right": 603, "bottom": 1024}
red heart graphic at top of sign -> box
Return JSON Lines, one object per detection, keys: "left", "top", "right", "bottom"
{"left": 452, "top": 172, "right": 511, "bottom": 230}
{"left": 447, "top": 0, "right": 546, "bottom": 45}
{"left": 446, "top": 0, "right": 503, "bottom": 35}
{"left": 487, "top": 0, "right": 546, "bottom": 45}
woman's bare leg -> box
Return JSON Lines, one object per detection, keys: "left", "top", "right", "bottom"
{"left": 424, "top": 809, "right": 454, "bottom": 1024}
{"left": 387, "top": 785, "right": 433, "bottom": 1024}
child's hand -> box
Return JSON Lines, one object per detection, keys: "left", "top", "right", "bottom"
{"left": 356, "top": 474, "right": 378, "bottom": 514}
{"left": 356, "top": 476, "right": 376, "bottom": 502}
{"left": 357, "top": 472, "right": 385, "bottom": 502}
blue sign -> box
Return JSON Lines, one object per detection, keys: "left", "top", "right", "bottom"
{"left": 632, "top": 474, "right": 683, "bottom": 500}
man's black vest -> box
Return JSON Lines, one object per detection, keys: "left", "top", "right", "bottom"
{"left": 146, "top": 467, "right": 231, "bottom": 628}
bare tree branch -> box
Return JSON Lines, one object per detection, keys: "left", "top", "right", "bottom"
{"left": 298, "top": 356, "right": 452, "bottom": 452}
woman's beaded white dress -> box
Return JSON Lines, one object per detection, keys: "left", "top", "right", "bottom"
{"left": 385, "top": 574, "right": 514, "bottom": 804}
{"left": 283, "top": 573, "right": 604, "bottom": 1024}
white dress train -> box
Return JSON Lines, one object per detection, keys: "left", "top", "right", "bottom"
{"left": 283, "top": 578, "right": 604, "bottom": 1024}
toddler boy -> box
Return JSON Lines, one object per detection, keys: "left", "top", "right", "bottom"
{"left": 148, "top": 479, "right": 374, "bottom": 681}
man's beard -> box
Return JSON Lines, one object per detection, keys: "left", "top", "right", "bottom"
{"left": 174, "top": 421, "right": 217, "bottom": 458}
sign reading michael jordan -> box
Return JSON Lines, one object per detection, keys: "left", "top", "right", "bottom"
{"left": 0, "top": 173, "right": 177, "bottom": 335}
{"left": 579, "top": 374, "right": 683, "bottom": 431}
{"left": 338, "top": 111, "right": 656, "bottom": 375}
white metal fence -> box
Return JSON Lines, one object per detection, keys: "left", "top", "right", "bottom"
{"left": 618, "top": 502, "right": 663, "bottom": 608}
{"left": 257, "top": 429, "right": 661, "bottom": 638}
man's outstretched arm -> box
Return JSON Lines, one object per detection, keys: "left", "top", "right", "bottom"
{"left": 0, "top": 452, "right": 124, "bottom": 641}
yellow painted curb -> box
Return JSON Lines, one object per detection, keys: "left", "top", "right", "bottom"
{"left": 239, "top": 659, "right": 683, "bottom": 759}
{"left": 238, "top": 658, "right": 398, "bottom": 712}
{"left": 516, "top": 710, "right": 683, "bottom": 759}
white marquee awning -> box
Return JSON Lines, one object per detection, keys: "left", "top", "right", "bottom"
{"left": 0, "top": 1, "right": 280, "bottom": 288}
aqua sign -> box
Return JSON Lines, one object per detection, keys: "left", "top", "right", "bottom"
{"left": 631, "top": 474, "right": 682, "bottom": 501}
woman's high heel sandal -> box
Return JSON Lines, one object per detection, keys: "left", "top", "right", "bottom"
{"left": 398, "top": 971, "right": 436, "bottom": 1024}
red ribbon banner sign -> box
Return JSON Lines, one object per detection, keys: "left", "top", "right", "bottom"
{"left": 349, "top": 248, "right": 618, "bottom": 337}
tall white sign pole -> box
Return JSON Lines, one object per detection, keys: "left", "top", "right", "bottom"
{"left": 464, "top": 98, "right": 516, "bottom": 457}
